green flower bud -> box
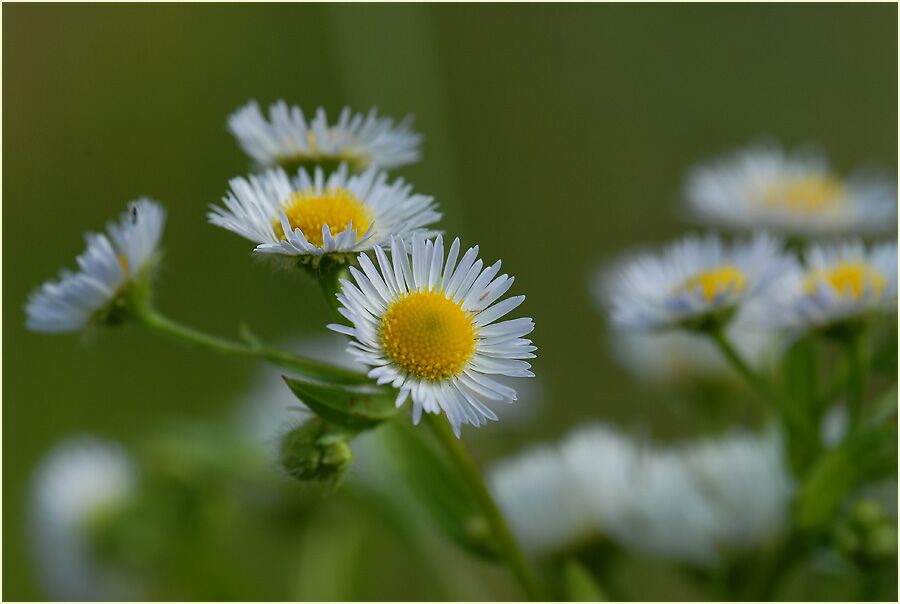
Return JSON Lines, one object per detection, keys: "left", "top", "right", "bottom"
{"left": 279, "top": 418, "right": 354, "bottom": 485}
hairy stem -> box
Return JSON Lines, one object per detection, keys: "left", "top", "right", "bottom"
{"left": 132, "top": 305, "right": 365, "bottom": 382}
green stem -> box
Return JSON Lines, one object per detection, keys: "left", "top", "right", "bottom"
{"left": 752, "top": 532, "right": 806, "bottom": 600}
{"left": 425, "top": 414, "right": 544, "bottom": 601}
{"left": 845, "top": 330, "right": 868, "bottom": 433}
{"left": 131, "top": 305, "right": 365, "bottom": 383}
{"left": 315, "top": 261, "right": 350, "bottom": 322}
{"left": 708, "top": 326, "right": 774, "bottom": 404}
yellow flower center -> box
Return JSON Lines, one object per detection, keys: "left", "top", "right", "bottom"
{"left": 677, "top": 265, "right": 747, "bottom": 302}
{"left": 380, "top": 291, "right": 477, "bottom": 381}
{"left": 761, "top": 176, "right": 846, "bottom": 213}
{"left": 274, "top": 187, "right": 374, "bottom": 248}
{"left": 804, "top": 262, "right": 886, "bottom": 299}
{"left": 118, "top": 254, "right": 129, "bottom": 276}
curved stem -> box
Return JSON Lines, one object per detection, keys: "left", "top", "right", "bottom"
{"left": 708, "top": 326, "right": 774, "bottom": 403}
{"left": 425, "top": 414, "right": 544, "bottom": 601}
{"left": 133, "top": 304, "right": 252, "bottom": 356}
{"left": 131, "top": 305, "right": 365, "bottom": 383}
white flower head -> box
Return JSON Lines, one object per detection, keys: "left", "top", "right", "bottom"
{"left": 685, "top": 142, "right": 897, "bottom": 236}
{"left": 29, "top": 437, "right": 139, "bottom": 600}
{"left": 228, "top": 100, "right": 421, "bottom": 172}
{"left": 491, "top": 424, "right": 793, "bottom": 564}
{"left": 759, "top": 240, "right": 898, "bottom": 330}
{"left": 329, "top": 234, "right": 537, "bottom": 436}
{"left": 601, "top": 232, "right": 793, "bottom": 330}
{"left": 209, "top": 164, "right": 440, "bottom": 261}
{"left": 26, "top": 199, "right": 166, "bottom": 333}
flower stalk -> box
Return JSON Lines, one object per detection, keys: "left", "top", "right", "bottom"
{"left": 708, "top": 325, "right": 774, "bottom": 405}
{"left": 425, "top": 414, "right": 544, "bottom": 601}
{"left": 131, "top": 304, "right": 365, "bottom": 383}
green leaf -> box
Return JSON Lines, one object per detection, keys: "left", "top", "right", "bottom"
{"left": 282, "top": 374, "right": 399, "bottom": 430}
{"left": 562, "top": 558, "right": 607, "bottom": 601}
{"left": 378, "top": 420, "right": 495, "bottom": 558}
{"left": 794, "top": 418, "right": 898, "bottom": 530}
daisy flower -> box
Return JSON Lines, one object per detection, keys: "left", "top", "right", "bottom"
{"left": 601, "top": 233, "right": 793, "bottom": 331}
{"left": 685, "top": 143, "right": 897, "bottom": 236}
{"left": 208, "top": 164, "right": 440, "bottom": 263}
{"left": 761, "top": 240, "right": 898, "bottom": 330}
{"left": 26, "top": 199, "right": 166, "bottom": 333}
{"left": 328, "top": 234, "right": 536, "bottom": 436}
{"left": 228, "top": 100, "right": 421, "bottom": 172}
{"left": 490, "top": 424, "right": 793, "bottom": 564}
{"left": 29, "top": 437, "right": 140, "bottom": 600}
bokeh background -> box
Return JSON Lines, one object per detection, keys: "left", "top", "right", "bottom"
{"left": 4, "top": 3, "right": 897, "bottom": 600}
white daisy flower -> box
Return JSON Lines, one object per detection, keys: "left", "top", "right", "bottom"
{"left": 29, "top": 437, "right": 140, "bottom": 600}
{"left": 228, "top": 100, "right": 421, "bottom": 172}
{"left": 762, "top": 240, "right": 898, "bottom": 330}
{"left": 490, "top": 424, "right": 793, "bottom": 564}
{"left": 26, "top": 199, "right": 166, "bottom": 333}
{"left": 208, "top": 164, "right": 440, "bottom": 261}
{"left": 685, "top": 143, "right": 897, "bottom": 236}
{"left": 601, "top": 233, "right": 793, "bottom": 330}
{"left": 328, "top": 234, "right": 537, "bottom": 436}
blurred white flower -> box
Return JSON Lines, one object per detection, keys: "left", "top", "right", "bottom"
{"left": 685, "top": 142, "right": 897, "bottom": 236}
{"left": 229, "top": 100, "right": 421, "bottom": 171}
{"left": 209, "top": 164, "right": 439, "bottom": 260}
{"left": 490, "top": 424, "right": 793, "bottom": 565}
{"left": 330, "top": 234, "right": 536, "bottom": 436}
{"left": 758, "top": 240, "right": 897, "bottom": 330}
{"left": 599, "top": 233, "right": 793, "bottom": 330}
{"left": 29, "top": 437, "right": 139, "bottom": 601}
{"left": 26, "top": 199, "right": 166, "bottom": 332}
{"left": 488, "top": 446, "right": 598, "bottom": 554}
{"left": 608, "top": 319, "right": 781, "bottom": 385}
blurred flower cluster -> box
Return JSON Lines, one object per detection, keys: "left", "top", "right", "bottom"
{"left": 24, "top": 114, "right": 896, "bottom": 601}
{"left": 488, "top": 141, "right": 897, "bottom": 599}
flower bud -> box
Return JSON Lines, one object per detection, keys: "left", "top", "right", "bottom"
{"left": 279, "top": 418, "right": 354, "bottom": 485}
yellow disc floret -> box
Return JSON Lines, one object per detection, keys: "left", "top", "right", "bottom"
{"left": 274, "top": 187, "right": 374, "bottom": 248}
{"left": 380, "top": 291, "right": 477, "bottom": 380}
{"left": 678, "top": 265, "right": 747, "bottom": 302}
{"left": 805, "top": 262, "right": 886, "bottom": 299}
{"left": 761, "top": 175, "right": 846, "bottom": 214}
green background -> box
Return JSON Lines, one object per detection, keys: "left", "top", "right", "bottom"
{"left": 4, "top": 3, "right": 896, "bottom": 600}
